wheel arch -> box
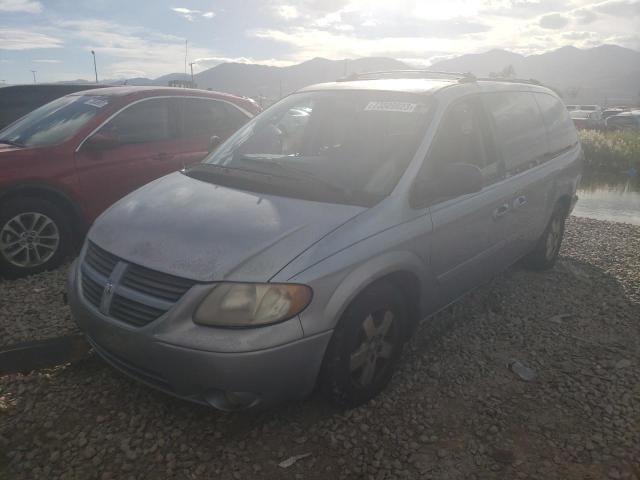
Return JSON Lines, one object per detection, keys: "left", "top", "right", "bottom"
{"left": 0, "top": 184, "right": 87, "bottom": 238}
{"left": 321, "top": 251, "right": 429, "bottom": 337}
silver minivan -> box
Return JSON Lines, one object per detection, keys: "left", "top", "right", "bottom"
{"left": 68, "top": 73, "right": 582, "bottom": 410}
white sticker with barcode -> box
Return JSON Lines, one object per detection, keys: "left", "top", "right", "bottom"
{"left": 84, "top": 97, "right": 109, "bottom": 108}
{"left": 364, "top": 101, "right": 417, "bottom": 113}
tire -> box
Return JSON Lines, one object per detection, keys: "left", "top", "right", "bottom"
{"left": 320, "top": 281, "right": 408, "bottom": 408}
{"left": 522, "top": 205, "right": 568, "bottom": 271}
{"left": 0, "top": 197, "right": 72, "bottom": 279}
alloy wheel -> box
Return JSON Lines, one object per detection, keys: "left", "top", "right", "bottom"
{"left": 349, "top": 309, "right": 398, "bottom": 387}
{"left": 0, "top": 212, "right": 60, "bottom": 268}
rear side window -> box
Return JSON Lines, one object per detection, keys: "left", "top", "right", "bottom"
{"left": 533, "top": 93, "right": 578, "bottom": 156}
{"left": 178, "top": 98, "right": 249, "bottom": 140}
{"left": 482, "top": 92, "right": 547, "bottom": 175}
{"left": 101, "top": 98, "right": 172, "bottom": 145}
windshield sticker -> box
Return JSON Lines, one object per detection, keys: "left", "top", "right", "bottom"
{"left": 364, "top": 101, "right": 418, "bottom": 113}
{"left": 84, "top": 97, "right": 109, "bottom": 108}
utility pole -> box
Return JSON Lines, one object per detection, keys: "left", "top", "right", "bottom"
{"left": 31, "top": 70, "right": 37, "bottom": 83}
{"left": 188, "top": 62, "right": 196, "bottom": 86}
{"left": 184, "top": 39, "right": 188, "bottom": 75}
{"left": 91, "top": 50, "right": 98, "bottom": 83}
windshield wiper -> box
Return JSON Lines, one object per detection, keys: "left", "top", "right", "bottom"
{"left": 0, "top": 139, "right": 25, "bottom": 148}
{"left": 235, "top": 155, "right": 354, "bottom": 198}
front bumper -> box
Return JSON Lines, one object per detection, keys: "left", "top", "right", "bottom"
{"left": 67, "top": 259, "right": 332, "bottom": 410}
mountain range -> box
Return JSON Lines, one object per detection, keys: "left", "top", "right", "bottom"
{"left": 74, "top": 45, "right": 640, "bottom": 106}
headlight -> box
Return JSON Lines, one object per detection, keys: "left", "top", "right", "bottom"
{"left": 194, "top": 283, "right": 312, "bottom": 327}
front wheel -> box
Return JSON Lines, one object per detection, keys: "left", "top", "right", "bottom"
{"left": 319, "top": 281, "right": 408, "bottom": 408}
{"left": 0, "top": 198, "right": 72, "bottom": 279}
{"left": 522, "top": 206, "right": 567, "bottom": 271}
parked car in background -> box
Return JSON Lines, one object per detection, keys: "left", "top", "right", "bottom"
{"left": 68, "top": 74, "right": 582, "bottom": 411}
{"left": 577, "top": 105, "right": 602, "bottom": 112}
{"left": 605, "top": 110, "right": 640, "bottom": 131}
{"left": 602, "top": 108, "right": 626, "bottom": 121}
{"left": 0, "top": 86, "right": 260, "bottom": 278}
{"left": 0, "top": 83, "right": 109, "bottom": 131}
{"left": 570, "top": 109, "right": 603, "bottom": 129}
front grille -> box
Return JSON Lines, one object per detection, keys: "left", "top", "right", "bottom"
{"left": 85, "top": 242, "right": 118, "bottom": 277}
{"left": 110, "top": 294, "right": 166, "bottom": 327}
{"left": 122, "top": 264, "right": 195, "bottom": 302}
{"left": 80, "top": 242, "right": 196, "bottom": 327}
{"left": 81, "top": 273, "right": 103, "bottom": 309}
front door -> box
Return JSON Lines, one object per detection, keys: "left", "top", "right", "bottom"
{"left": 425, "top": 96, "right": 510, "bottom": 306}
{"left": 75, "top": 97, "right": 178, "bottom": 220}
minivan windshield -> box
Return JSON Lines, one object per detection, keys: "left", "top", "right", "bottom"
{"left": 0, "top": 94, "right": 109, "bottom": 148}
{"left": 185, "top": 90, "right": 432, "bottom": 206}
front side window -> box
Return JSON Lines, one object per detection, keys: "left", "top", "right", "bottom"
{"left": 185, "top": 90, "right": 433, "bottom": 206}
{"left": 0, "top": 95, "right": 109, "bottom": 147}
{"left": 98, "top": 98, "right": 172, "bottom": 145}
{"left": 178, "top": 98, "right": 249, "bottom": 139}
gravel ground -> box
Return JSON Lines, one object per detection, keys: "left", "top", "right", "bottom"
{"left": 1, "top": 216, "right": 639, "bottom": 480}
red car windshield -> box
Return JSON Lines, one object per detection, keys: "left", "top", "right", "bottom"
{"left": 0, "top": 95, "right": 110, "bottom": 148}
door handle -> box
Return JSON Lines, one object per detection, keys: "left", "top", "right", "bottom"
{"left": 493, "top": 204, "right": 510, "bottom": 219}
{"left": 151, "top": 152, "right": 170, "bottom": 161}
{"left": 513, "top": 195, "right": 527, "bottom": 209}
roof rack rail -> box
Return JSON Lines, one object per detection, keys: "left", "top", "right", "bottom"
{"left": 475, "top": 77, "right": 543, "bottom": 86}
{"left": 337, "top": 70, "right": 477, "bottom": 83}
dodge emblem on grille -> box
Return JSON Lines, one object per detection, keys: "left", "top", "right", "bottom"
{"left": 103, "top": 280, "right": 114, "bottom": 300}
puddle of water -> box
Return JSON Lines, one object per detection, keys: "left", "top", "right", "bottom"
{"left": 574, "top": 173, "right": 640, "bottom": 225}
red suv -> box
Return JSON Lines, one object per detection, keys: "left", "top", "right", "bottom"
{"left": 0, "top": 86, "right": 260, "bottom": 278}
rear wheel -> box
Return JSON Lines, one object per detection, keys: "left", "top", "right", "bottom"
{"left": 0, "top": 198, "right": 72, "bottom": 279}
{"left": 320, "top": 281, "right": 408, "bottom": 408}
{"left": 523, "top": 205, "right": 567, "bottom": 271}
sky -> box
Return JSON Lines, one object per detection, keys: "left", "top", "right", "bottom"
{"left": 0, "top": 0, "right": 639, "bottom": 84}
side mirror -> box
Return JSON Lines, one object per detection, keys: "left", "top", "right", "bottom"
{"left": 413, "top": 162, "right": 483, "bottom": 207}
{"left": 84, "top": 131, "right": 119, "bottom": 151}
{"left": 208, "top": 135, "right": 222, "bottom": 153}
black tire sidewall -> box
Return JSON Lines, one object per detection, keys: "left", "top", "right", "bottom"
{"left": 0, "top": 197, "right": 72, "bottom": 278}
{"left": 320, "top": 281, "right": 408, "bottom": 408}
{"left": 524, "top": 206, "right": 567, "bottom": 271}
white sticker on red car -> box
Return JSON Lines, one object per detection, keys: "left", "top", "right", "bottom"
{"left": 84, "top": 97, "right": 109, "bottom": 108}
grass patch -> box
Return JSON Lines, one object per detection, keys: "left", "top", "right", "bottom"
{"left": 578, "top": 130, "right": 640, "bottom": 172}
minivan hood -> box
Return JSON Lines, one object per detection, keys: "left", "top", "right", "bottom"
{"left": 89, "top": 172, "right": 366, "bottom": 282}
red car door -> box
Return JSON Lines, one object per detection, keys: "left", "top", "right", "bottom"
{"left": 74, "top": 97, "right": 178, "bottom": 221}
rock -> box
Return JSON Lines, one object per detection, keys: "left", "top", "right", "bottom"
{"left": 490, "top": 449, "right": 515, "bottom": 465}
{"left": 615, "top": 359, "right": 632, "bottom": 369}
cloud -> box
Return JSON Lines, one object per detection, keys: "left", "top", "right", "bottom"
{"left": 171, "top": 7, "right": 215, "bottom": 21}
{"left": 0, "top": 28, "right": 63, "bottom": 50}
{"left": 0, "top": 0, "right": 42, "bottom": 13}
{"left": 51, "top": 19, "right": 221, "bottom": 78}
{"left": 274, "top": 4, "right": 299, "bottom": 20}
{"left": 539, "top": 12, "right": 570, "bottom": 28}
{"left": 483, "top": 0, "right": 572, "bottom": 18}
{"left": 593, "top": 0, "right": 640, "bottom": 17}
{"left": 33, "top": 58, "right": 61, "bottom": 63}
{"left": 572, "top": 8, "right": 599, "bottom": 24}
